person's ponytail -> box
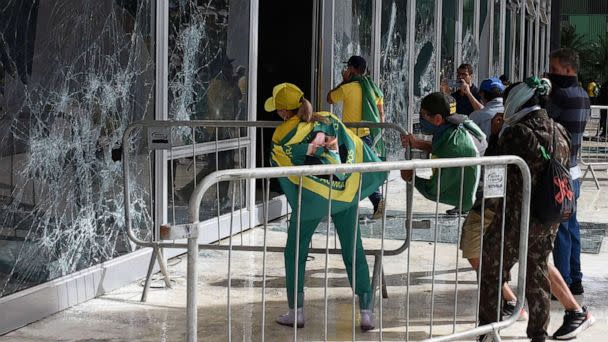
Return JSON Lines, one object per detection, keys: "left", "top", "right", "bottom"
{"left": 296, "top": 98, "right": 329, "bottom": 124}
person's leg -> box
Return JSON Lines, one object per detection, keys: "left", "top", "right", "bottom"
{"left": 549, "top": 263, "right": 580, "bottom": 311}
{"left": 569, "top": 179, "right": 583, "bottom": 289}
{"left": 600, "top": 109, "right": 607, "bottom": 136}
{"left": 598, "top": 109, "right": 608, "bottom": 137}
{"left": 553, "top": 221, "right": 572, "bottom": 285}
{"left": 333, "top": 205, "right": 372, "bottom": 308}
{"left": 360, "top": 135, "right": 383, "bottom": 212}
{"left": 284, "top": 210, "right": 321, "bottom": 309}
{"left": 524, "top": 231, "right": 553, "bottom": 340}
{"left": 478, "top": 222, "right": 519, "bottom": 327}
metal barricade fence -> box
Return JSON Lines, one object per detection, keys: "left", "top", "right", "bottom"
{"left": 580, "top": 105, "right": 608, "bottom": 189}
{"left": 121, "top": 120, "right": 410, "bottom": 304}
{"left": 121, "top": 120, "right": 532, "bottom": 342}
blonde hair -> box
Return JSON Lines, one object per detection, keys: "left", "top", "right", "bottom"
{"left": 294, "top": 98, "right": 329, "bottom": 124}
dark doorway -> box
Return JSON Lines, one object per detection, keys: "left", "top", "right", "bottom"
{"left": 256, "top": 0, "right": 314, "bottom": 168}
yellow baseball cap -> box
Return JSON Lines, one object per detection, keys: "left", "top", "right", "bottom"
{"left": 264, "top": 83, "right": 304, "bottom": 112}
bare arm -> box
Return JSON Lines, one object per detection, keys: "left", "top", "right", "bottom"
{"left": 327, "top": 69, "right": 352, "bottom": 104}
{"left": 460, "top": 82, "right": 484, "bottom": 111}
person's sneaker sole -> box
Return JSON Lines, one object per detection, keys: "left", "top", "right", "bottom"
{"left": 276, "top": 320, "right": 304, "bottom": 329}
{"left": 554, "top": 313, "right": 596, "bottom": 340}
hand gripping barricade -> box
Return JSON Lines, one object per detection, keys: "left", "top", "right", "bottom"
{"left": 579, "top": 105, "right": 608, "bottom": 189}
{"left": 122, "top": 121, "right": 532, "bottom": 342}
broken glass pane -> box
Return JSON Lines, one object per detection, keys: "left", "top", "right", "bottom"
{"left": 0, "top": 0, "right": 155, "bottom": 297}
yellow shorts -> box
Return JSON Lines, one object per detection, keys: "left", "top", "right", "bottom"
{"left": 459, "top": 208, "right": 496, "bottom": 259}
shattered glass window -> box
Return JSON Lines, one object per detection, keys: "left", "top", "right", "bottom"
{"left": 0, "top": 0, "right": 155, "bottom": 297}
{"left": 412, "top": 0, "right": 437, "bottom": 133}
{"left": 380, "top": 0, "right": 409, "bottom": 160}
{"left": 168, "top": 0, "right": 250, "bottom": 145}
{"left": 332, "top": 0, "right": 373, "bottom": 119}
{"left": 166, "top": 0, "right": 251, "bottom": 226}
{"left": 462, "top": 0, "right": 480, "bottom": 72}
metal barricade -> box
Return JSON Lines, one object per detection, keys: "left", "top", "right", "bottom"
{"left": 580, "top": 105, "right": 608, "bottom": 189}
{"left": 122, "top": 120, "right": 531, "bottom": 342}
{"left": 121, "top": 120, "right": 410, "bottom": 305}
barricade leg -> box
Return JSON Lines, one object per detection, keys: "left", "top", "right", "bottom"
{"left": 140, "top": 245, "right": 171, "bottom": 302}
{"left": 140, "top": 246, "right": 158, "bottom": 302}
{"left": 186, "top": 236, "right": 198, "bottom": 342}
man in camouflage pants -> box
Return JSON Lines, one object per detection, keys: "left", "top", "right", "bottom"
{"left": 478, "top": 78, "right": 571, "bottom": 342}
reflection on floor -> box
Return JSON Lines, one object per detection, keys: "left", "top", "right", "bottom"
{"left": 3, "top": 175, "right": 608, "bottom": 341}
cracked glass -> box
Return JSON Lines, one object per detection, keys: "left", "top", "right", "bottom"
{"left": 0, "top": 0, "right": 155, "bottom": 297}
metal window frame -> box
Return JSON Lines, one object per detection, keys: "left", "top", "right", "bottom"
{"left": 407, "top": 0, "right": 417, "bottom": 132}
{"left": 154, "top": 1, "right": 260, "bottom": 231}
{"left": 435, "top": 0, "right": 443, "bottom": 91}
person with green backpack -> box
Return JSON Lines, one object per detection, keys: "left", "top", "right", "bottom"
{"left": 327, "top": 55, "right": 386, "bottom": 219}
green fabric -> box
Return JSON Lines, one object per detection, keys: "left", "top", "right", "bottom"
{"left": 271, "top": 113, "right": 387, "bottom": 219}
{"left": 415, "top": 120, "right": 484, "bottom": 211}
{"left": 285, "top": 204, "right": 372, "bottom": 309}
{"left": 351, "top": 75, "right": 385, "bottom": 159}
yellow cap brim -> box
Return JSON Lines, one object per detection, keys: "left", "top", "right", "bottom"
{"left": 264, "top": 97, "right": 276, "bottom": 112}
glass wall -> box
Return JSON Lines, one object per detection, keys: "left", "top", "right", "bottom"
{"left": 380, "top": 0, "right": 409, "bottom": 160}
{"left": 166, "top": 0, "right": 251, "bottom": 222}
{"left": 332, "top": 0, "right": 373, "bottom": 118}
{"left": 462, "top": 0, "right": 479, "bottom": 70}
{"left": 441, "top": 0, "right": 458, "bottom": 82}
{"left": 412, "top": 0, "right": 437, "bottom": 132}
{"left": 0, "top": 0, "right": 155, "bottom": 297}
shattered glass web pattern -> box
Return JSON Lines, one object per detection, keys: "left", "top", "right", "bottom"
{"left": 165, "top": 0, "right": 250, "bottom": 226}
{"left": 380, "top": 0, "right": 409, "bottom": 161}
{"left": 332, "top": 0, "right": 373, "bottom": 119}
{"left": 0, "top": 1, "right": 154, "bottom": 297}
{"left": 411, "top": 0, "right": 436, "bottom": 134}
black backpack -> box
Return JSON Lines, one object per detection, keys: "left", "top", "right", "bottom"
{"left": 532, "top": 122, "right": 575, "bottom": 225}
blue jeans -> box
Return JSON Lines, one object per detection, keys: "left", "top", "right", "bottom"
{"left": 552, "top": 178, "right": 582, "bottom": 285}
{"left": 360, "top": 135, "right": 383, "bottom": 208}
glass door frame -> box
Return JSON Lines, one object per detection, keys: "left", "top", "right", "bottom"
{"left": 154, "top": 0, "right": 260, "bottom": 241}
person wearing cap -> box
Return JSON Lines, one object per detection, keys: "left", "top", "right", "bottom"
{"left": 400, "top": 92, "right": 487, "bottom": 212}
{"left": 265, "top": 82, "right": 387, "bottom": 331}
{"left": 327, "top": 55, "right": 386, "bottom": 220}
{"left": 469, "top": 77, "right": 505, "bottom": 141}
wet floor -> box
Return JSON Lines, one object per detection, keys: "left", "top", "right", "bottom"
{"left": 2, "top": 174, "right": 607, "bottom": 341}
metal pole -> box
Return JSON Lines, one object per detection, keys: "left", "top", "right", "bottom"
{"left": 453, "top": 167, "right": 465, "bottom": 332}
{"left": 352, "top": 176, "right": 363, "bottom": 341}
{"left": 324, "top": 174, "right": 334, "bottom": 341}
{"left": 534, "top": 0, "right": 541, "bottom": 76}
{"left": 261, "top": 178, "right": 270, "bottom": 341}
{"left": 435, "top": 0, "right": 443, "bottom": 91}
{"left": 488, "top": 0, "right": 495, "bottom": 76}
{"left": 405, "top": 171, "right": 415, "bottom": 342}
{"left": 407, "top": 0, "right": 417, "bottom": 132}
{"left": 519, "top": 1, "right": 526, "bottom": 80}
{"left": 186, "top": 235, "right": 198, "bottom": 342}
{"left": 429, "top": 168, "right": 441, "bottom": 337}
{"left": 293, "top": 177, "right": 303, "bottom": 340}
{"left": 499, "top": 0, "right": 507, "bottom": 75}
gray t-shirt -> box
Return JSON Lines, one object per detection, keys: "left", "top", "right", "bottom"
{"left": 468, "top": 97, "right": 504, "bottom": 142}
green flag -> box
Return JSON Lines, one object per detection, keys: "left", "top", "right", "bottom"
{"left": 350, "top": 75, "right": 385, "bottom": 159}
{"left": 270, "top": 112, "right": 387, "bottom": 219}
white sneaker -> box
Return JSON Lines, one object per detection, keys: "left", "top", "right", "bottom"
{"left": 276, "top": 308, "right": 304, "bottom": 328}
{"left": 360, "top": 309, "right": 375, "bottom": 331}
